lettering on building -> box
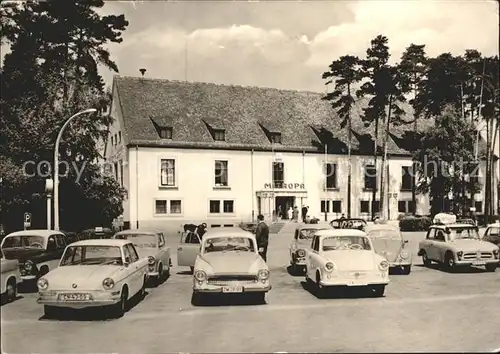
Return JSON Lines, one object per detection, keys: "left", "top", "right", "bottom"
{"left": 264, "top": 183, "right": 305, "bottom": 189}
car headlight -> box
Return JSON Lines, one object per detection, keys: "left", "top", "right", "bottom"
{"left": 102, "top": 277, "right": 115, "bottom": 290}
{"left": 194, "top": 270, "right": 207, "bottom": 282}
{"left": 24, "top": 260, "right": 34, "bottom": 271}
{"left": 457, "top": 251, "right": 463, "bottom": 260}
{"left": 258, "top": 269, "right": 270, "bottom": 280}
{"left": 493, "top": 249, "right": 499, "bottom": 258}
{"left": 148, "top": 256, "right": 155, "bottom": 265}
{"left": 379, "top": 260, "right": 389, "bottom": 271}
{"left": 400, "top": 251, "right": 409, "bottom": 259}
{"left": 325, "top": 262, "right": 335, "bottom": 272}
{"left": 296, "top": 249, "right": 306, "bottom": 257}
{"left": 37, "top": 277, "right": 48, "bottom": 290}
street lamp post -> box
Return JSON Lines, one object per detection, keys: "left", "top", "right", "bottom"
{"left": 53, "top": 108, "right": 97, "bottom": 231}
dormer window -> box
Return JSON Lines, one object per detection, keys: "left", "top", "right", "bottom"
{"left": 214, "top": 129, "right": 225, "bottom": 141}
{"left": 159, "top": 127, "right": 172, "bottom": 139}
{"left": 270, "top": 133, "right": 282, "bottom": 144}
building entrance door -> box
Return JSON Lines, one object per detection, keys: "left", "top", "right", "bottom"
{"left": 275, "top": 196, "right": 295, "bottom": 220}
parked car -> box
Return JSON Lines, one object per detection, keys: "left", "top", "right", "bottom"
{"left": 61, "top": 231, "right": 80, "bottom": 244}
{"left": 0, "top": 247, "right": 20, "bottom": 303}
{"left": 37, "top": 239, "right": 149, "bottom": 318}
{"left": 239, "top": 222, "right": 257, "bottom": 234}
{"left": 289, "top": 223, "right": 331, "bottom": 275}
{"left": 483, "top": 222, "right": 500, "bottom": 247}
{"left": 365, "top": 224, "right": 412, "bottom": 274}
{"left": 329, "top": 218, "right": 367, "bottom": 231}
{"left": 80, "top": 227, "right": 114, "bottom": 240}
{"left": 191, "top": 228, "right": 271, "bottom": 305}
{"left": 418, "top": 222, "right": 499, "bottom": 272}
{"left": 177, "top": 231, "right": 202, "bottom": 273}
{"left": 305, "top": 229, "right": 390, "bottom": 298}
{"left": 0, "top": 230, "right": 67, "bottom": 284}
{"left": 113, "top": 229, "right": 171, "bottom": 285}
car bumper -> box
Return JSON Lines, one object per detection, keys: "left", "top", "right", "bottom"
{"left": 389, "top": 260, "right": 412, "bottom": 268}
{"left": 194, "top": 283, "right": 272, "bottom": 294}
{"left": 293, "top": 259, "right": 307, "bottom": 266}
{"left": 147, "top": 271, "right": 159, "bottom": 277}
{"left": 37, "top": 290, "right": 122, "bottom": 309}
{"left": 21, "top": 275, "right": 37, "bottom": 281}
{"left": 320, "top": 273, "right": 389, "bottom": 287}
{"left": 456, "top": 259, "right": 499, "bottom": 266}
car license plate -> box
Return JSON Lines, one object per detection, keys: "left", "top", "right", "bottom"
{"left": 222, "top": 285, "right": 243, "bottom": 293}
{"left": 472, "top": 261, "right": 485, "bottom": 266}
{"left": 59, "top": 293, "right": 89, "bottom": 301}
{"left": 347, "top": 280, "right": 368, "bottom": 286}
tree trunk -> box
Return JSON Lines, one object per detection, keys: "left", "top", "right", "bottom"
{"left": 411, "top": 80, "right": 417, "bottom": 214}
{"left": 485, "top": 117, "right": 491, "bottom": 223}
{"left": 347, "top": 84, "right": 352, "bottom": 218}
{"left": 371, "top": 117, "right": 379, "bottom": 220}
{"left": 379, "top": 95, "right": 392, "bottom": 219}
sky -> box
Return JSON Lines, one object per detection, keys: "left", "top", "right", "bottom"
{"left": 95, "top": 0, "right": 499, "bottom": 93}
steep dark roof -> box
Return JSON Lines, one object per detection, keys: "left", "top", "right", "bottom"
{"left": 113, "top": 75, "right": 434, "bottom": 156}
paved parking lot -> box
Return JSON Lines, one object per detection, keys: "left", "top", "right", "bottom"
{"left": 1, "top": 229, "right": 499, "bottom": 353}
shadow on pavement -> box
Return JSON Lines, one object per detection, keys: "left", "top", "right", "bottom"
{"left": 18, "top": 282, "right": 38, "bottom": 294}
{"left": 190, "top": 293, "right": 266, "bottom": 307}
{"left": 176, "top": 270, "right": 192, "bottom": 275}
{"left": 414, "top": 263, "right": 487, "bottom": 273}
{"left": 1, "top": 294, "right": 23, "bottom": 306}
{"left": 38, "top": 291, "right": 149, "bottom": 322}
{"left": 286, "top": 265, "right": 306, "bottom": 277}
{"left": 300, "top": 281, "right": 384, "bottom": 299}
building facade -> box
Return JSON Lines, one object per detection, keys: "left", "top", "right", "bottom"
{"left": 105, "top": 76, "right": 497, "bottom": 231}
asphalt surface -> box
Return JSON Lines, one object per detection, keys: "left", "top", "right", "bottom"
{"left": 2, "top": 227, "right": 499, "bottom": 353}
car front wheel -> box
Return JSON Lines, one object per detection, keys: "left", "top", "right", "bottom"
{"left": 421, "top": 251, "right": 431, "bottom": 267}
{"left": 485, "top": 264, "right": 497, "bottom": 272}
{"left": 110, "top": 288, "right": 127, "bottom": 318}
{"left": 444, "top": 253, "right": 456, "bottom": 272}
{"left": 6, "top": 278, "right": 17, "bottom": 302}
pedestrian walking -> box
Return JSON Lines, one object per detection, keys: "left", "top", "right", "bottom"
{"left": 277, "top": 205, "right": 282, "bottom": 220}
{"left": 255, "top": 214, "right": 269, "bottom": 261}
{"left": 287, "top": 207, "right": 293, "bottom": 221}
{"left": 293, "top": 206, "right": 299, "bottom": 222}
{"left": 301, "top": 205, "right": 308, "bottom": 223}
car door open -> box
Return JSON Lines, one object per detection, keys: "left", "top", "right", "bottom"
{"left": 177, "top": 232, "right": 201, "bottom": 267}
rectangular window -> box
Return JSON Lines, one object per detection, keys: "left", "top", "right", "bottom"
{"left": 270, "top": 133, "right": 282, "bottom": 144}
{"left": 475, "top": 201, "right": 483, "bottom": 213}
{"left": 214, "top": 129, "right": 225, "bottom": 141}
{"left": 398, "top": 201, "right": 407, "bottom": 213}
{"left": 170, "top": 200, "right": 182, "bottom": 214}
{"left": 223, "top": 200, "right": 234, "bottom": 213}
{"left": 332, "top": 200, "right": 342, "bottom": 213}
{"left": 401, "top": 166, "right": 413, "bottom": 191}
{"left": 155, "top": 200, "right": 167, "bottom": 214}
{"left": 408, "top": 200, "right": 416, "bottom": 214}
{"left": 209, "top": 200, "right": 220, "bottom": 213}
{"left": 119, "top": 160, "right": 123, "bottom": 186}
{"left": 111, "top": 135, "right": 114, "bottom": 146}
{"left": 320, "top": 200, "right": 330, "bottom": 213}
{"left": 272, "top": 162, "right": 284, "bottom": 188}
{"left": 114, "top": 162, "right": 118, "bottom": 181}
{"left": 159, "top": 127, "right": 172, "bottom": 139}
{"left": 160, "top": 159, "right": 175, "bottom": 186}
{"left": 373, "top": 200, "right": 380, "bottom": 213}
{"left": 324, "top": 163, "right": 338, "bottom": 189}
{"left": 364, "top": 164, "right": 376, "bottom": 190}
{"left": 118, "top": 131, "right": 122, "bottom": 143}
{"left": 214, "top": 160, "right": 228, "bottom": 186}
{"left": 360, "top": 200, "right": 370, "bottom": 213}
{"left": 114, "top": 134, "right": 117, "bottom": 145}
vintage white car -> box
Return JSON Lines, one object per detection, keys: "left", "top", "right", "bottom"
{"left": 483, "top": 222, "right": 500, "bottom": 248}
{"left": 1, "top": 248, "right": 20, "bottom": 303}
{"left": 177, "top": 231, "right": 202, "bottom": 273}
{"left": 37, "top": 239, "right": 149, "bottom": 318}
{"left": 191, "top": 228, "right": 271, "bottom": 305}
{"left": 365, "top": 224, "right": 412, "bottom": 274}
{"left": 418, "top": 222, "right": 499, "bottom": 272}
{"left": 289, "top": 223, "right": 331, "bottom": 275}
{"left": 113, "top": 229, "right": 171, "bottom": 285}
{"left": 1, "top": 230, "right": 67, "bottom": 283}
{"left": 305, "top": 229, "right": 390, "bottom": 297}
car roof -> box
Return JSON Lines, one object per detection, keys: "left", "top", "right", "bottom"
{"left": 314, "top": 229, "right": 367, "bottom": 238}
{"left": 486, "top": 223, "right": 500, "bottom": 228}
{"left": 298, "top": 224, "right": 331, "bottom": 231}
{"left": 114, "top": 229, "right": 160, "bottom": 235}
{"left": 5, "top": 230, "right": 65, "bottom": 238}
{"left": 203, "top": 228, "right": 255, "bottom": 240}
{"left": 69, "top": 239, "right": 131, "bottom": 247}
{"left": 365, "top": 224, "right": 400, "bottom": 232}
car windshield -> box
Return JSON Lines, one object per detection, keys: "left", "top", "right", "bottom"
{"left": 322, "top": 236, "right": 371, "bottom": 251}
{"left": 60, "top": 246, "right": 123, "bottom": 266}
{"left": 2, "top": 235, "right": 45, "bottom": 249}
{"left": 203, "top": 236, "right": 255, "bottom": 253}
{"left": 448, "top": 228, "right": 480, "bottom": 240}
{"left": 115, "top": 234, "right": 157, "bottom": 248}
{"left": 368, "top": 229, "right": 401, "bottom": 240}
{"left": 299, "top": 229, "right": 327, "bottom": 239}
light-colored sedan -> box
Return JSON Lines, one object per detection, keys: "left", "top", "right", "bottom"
{"left": 289, "top": 224, "right": 331, "bottom": 275}
{"left": 113, "top": 229, "right": 171, "bottom": 285}
{"left": 418, "top": 223, "right": 499, "bottom": 272}
{"left": 365, "top": 224, "right": 412, "bottom": 274}
{"left": 37, "top": 239, "right": 149, "bottom": 318}
{"left": 1, "top": 248, "right": 20, "bottom": 303}
{"left": 483, "top": 222, "right": 500, "bottom": 247}
{"left": 305, "top": 229, "right": 390, "bottom": 298}
{"left": 191, "top": 228, "right": 271, "bottom": 305}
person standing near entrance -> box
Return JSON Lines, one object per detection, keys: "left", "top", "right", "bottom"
{"left": 255, "top": 214, "right": 269, "bottom": 261}
{"left": 293, "top": 206, "right": 299, "bottom": 222}
{"left": 277, "top": 205, "right": 282, "bottom": 220}
{"left": 287, "top": 207, "right": 293, "bottom": 221}
{"left": 301, "top": 205, "right": 308, "bottom": 223}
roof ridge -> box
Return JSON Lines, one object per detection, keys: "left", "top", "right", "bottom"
{"left": 113, "top": 75, "right": 325, "bottom": 95}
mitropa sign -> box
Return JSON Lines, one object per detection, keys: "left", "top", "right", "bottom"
{"left": 264, "top": 183, "right": 305, "bottom": 189}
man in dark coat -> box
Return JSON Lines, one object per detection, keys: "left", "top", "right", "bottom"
{"left": 255, "top": 214, "right": 269, "bottom": 261}
{"left": 301, "top": 206, "right": 308, "bottom": 223}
